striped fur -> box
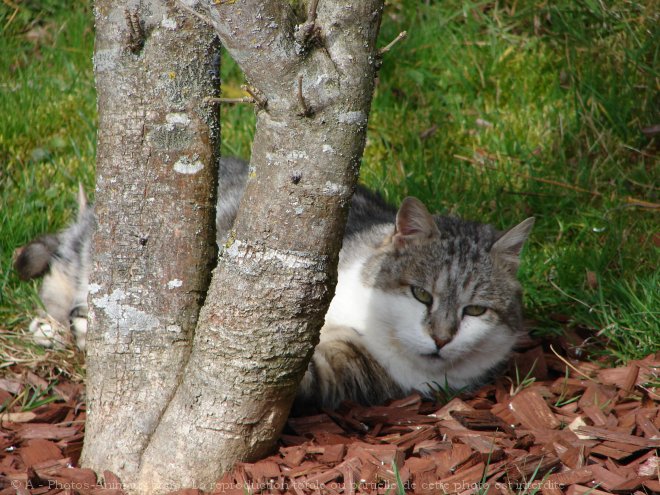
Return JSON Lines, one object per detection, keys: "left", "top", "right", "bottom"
{"left": 296, "top": 325, "right": 403, "bottom": 410}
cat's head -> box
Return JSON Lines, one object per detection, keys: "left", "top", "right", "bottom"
{"left": 362, "top": 197, "right": 534, "bottom": 370}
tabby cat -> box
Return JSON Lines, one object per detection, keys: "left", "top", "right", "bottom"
{"left": 15, "top": 157, "right": 533, "bottom": 409}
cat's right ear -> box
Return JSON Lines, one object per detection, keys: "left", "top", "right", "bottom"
{"left": 393, "top": 197, "right": 439, "bottom": 248}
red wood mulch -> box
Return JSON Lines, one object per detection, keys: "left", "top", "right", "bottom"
{"left": 1, "top": 342, "right": 659, "bottom": 495}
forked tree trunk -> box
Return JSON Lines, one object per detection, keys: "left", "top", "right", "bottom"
{"left": 81, "top": 0, "right": 220, "bottom": 482}
{"left": 83, "top": 0, "right": 384, "bottom": 493}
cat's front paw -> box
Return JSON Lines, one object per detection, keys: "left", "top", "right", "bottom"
{"left": 28, "top": 316, "right": 70, "bottom": 349}
{"left": 71, "top": 316, "right": 87, "bottom": 351}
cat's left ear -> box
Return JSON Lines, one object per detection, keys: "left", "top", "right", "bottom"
{"left": 393, "top": 197, "right": 439, "bottom": 249}
{"left": 490, "top": 217, "right": 535, "bottom": 271}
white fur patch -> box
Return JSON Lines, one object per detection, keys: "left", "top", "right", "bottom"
{"left": 71, "top": 317, "right": 87, "bottom": 351}
{"left": 40, "top": 266, "right": 75, "bottom": 324}
{"left": 167, "top": 279, "right": 183, "bottom": 289}
{"left": 325, "top": 261, "right": 436, "bottom": 392}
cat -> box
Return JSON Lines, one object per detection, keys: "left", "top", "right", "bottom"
{"left": 14, "top": 157, "right": 534, "bottom": 409}
{"left": 13, "top": 184, "right": 94, "bottom": 350}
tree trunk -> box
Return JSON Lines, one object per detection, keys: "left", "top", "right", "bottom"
{"left": 83, "top": 0, "right": 383, "bottom": 492}
{"left": 137, "top": 0, "right": 383, "bottom": 490}
{"left": 81, "top": 0, "right": 219, "bottom": 482}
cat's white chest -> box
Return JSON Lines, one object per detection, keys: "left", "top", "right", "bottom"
{"left": 324, "top": 261, "right": 374, "bottom": 331}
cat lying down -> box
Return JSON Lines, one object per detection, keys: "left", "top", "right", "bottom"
{"left": 15, "top": 157, "right": 534, "bottom": 409}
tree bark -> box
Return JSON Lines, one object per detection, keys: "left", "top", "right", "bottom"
{"left": 137, "top": 0, "right": 384, "bottom": 490}
{"left": 83, "top": 0, "right": 383, "bottom": 492}
{"left": 81, "top": 0, "right": 219, "bottom": 483}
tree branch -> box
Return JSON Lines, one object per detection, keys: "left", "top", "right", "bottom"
{"left": 242, "top": 84, "right": 268, "bottom": 109}
{"left": 379, "top": 30, "right": 407, "bottom": 55}
{"left": 136, "top": 1, "right": 385, "bottom": 491}
{"left": 294, "top": 0, "right": 322, "bottom": 53}
{"left": 176, "top": 0, "right": 214, "bottom": 27}
{"left": 200, "top": 0, "right": 299, "bottom": 104}
{"left": 206, "top": 96, "right": 255, "bottom": 105}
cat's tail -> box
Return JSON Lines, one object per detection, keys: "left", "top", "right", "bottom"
{"left": 216, "top": 156, "right": 249, "bottom": 245}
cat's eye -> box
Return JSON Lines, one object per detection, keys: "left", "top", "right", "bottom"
{"left": 463, "top": 305, "right": 487, "bottom": 317}
{"left": 411, "top": 286, "right": 433, "bottom": 305}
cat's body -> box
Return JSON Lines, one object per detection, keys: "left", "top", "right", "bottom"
{"left": 15, "top": 157, "right": 533, "bottom": 409}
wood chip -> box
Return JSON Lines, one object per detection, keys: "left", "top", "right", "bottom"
{"left": 547, "top": 466, "right": 594, "bottom": 486}
{"left": 643, "top": 479, "right": 660, "bottom": 492}
{"left": 432, "top": 398, "right": 474, "bottom": 421}
{"left": 287, "top": 414, "right": 344, "bottom": 436}
{"left": 565, "top": 486, "right": 612, "bottom": 495}
{"left": 316, "top": 444, "right": 345, "bottom": 464}
{"left": 450, "top": 409, "right": 515, "bottom": 435}
{"left": 576, "top": 425, "right": 660, "bottom": 447}
{"left": 18, "top": 440, "right": 63, "bottom": 466}
{"left": 637, "top": 455, "right": 659, "bottom": 476}
{"left": 280, "top": 446, "right": 307, "bottom": 468}
{"left": 3, "top": 349, "right": 660, "bottom": 495}
{"left": 16, "top": 424, "right": 80, "bottom": 441}
{"left": 504, "top": 454, "right": 561, "bottom": 483}
{"left": 588, "top": 464, "right": 631, "bottom": 491}
{"left": 636, "top": 410, "right": 660, "bottom": 439}
{"left": 509, "top": 389, "right": 561, "bottom": 430}
{"left": 0, "top": 412, "right": 37, "bottom": 423}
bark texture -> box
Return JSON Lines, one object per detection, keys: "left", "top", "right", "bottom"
{"left": 136, "top": 0, "right": 384, "bottom": 491}
{"left": 81, "top": 0, "right": 219, "bottom": 484}
{"left": 83, "top": 0, "right": 383, "bottom": 492}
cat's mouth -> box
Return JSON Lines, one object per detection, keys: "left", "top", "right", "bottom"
{"left": 421, "top": 352, "right": 442, "bottom": 360}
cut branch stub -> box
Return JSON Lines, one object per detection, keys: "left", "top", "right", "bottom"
{"left": 242, "top": 84, "right": 268, "bottom": 109}
{"left": 294, "top": 0, "right": 322, "bottom": 54}
{"left": 124, "top": 9, "right": 146, "bottom": 54}
{"left": 296, "top": 75, "right": 313, "bottom": 117}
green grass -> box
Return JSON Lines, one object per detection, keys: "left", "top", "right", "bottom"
{"left": 1, "top": 0, "right": 658, "bottom": 363}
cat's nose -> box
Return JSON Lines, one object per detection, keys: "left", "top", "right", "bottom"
{"left": 432, "top": 335, "right": 450, "bottom": 350}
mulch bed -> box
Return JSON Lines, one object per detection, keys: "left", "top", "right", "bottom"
{"left": 1, "top": 340, "right": 658, "bottom": 494}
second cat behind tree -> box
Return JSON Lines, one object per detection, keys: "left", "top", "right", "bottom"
{"left": 15, "top": 157, "right": 534, "bottom": 409}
